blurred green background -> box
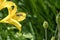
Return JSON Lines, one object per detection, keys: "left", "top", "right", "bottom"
{"left": 0, "top": 0, "right": 60, "bottom": 40}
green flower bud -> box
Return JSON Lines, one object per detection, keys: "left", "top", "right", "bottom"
{"left": 51, "top": 36, "right": 55, "bottom": 40}
{"left": 43, "top": 21, "right": 48, "bottom": 29}
{"left": 56, "top": 13, "right": 60, "bottom": 24}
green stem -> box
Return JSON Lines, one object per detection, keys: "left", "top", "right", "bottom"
{"left": 45, "top": 28, "right": 47, "bottom": 40}
{"left": 57, "top": 24, "right": 60, "bottom": 40}
{"left": 29, "top": 22, "right": 35, "bottom": 40}
{"left": 54, "top": 27, "right": 57, "bottom": 37}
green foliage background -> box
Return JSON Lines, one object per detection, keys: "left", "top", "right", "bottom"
{"left": 0, "top": 0, "right": 60, "bottom": 40}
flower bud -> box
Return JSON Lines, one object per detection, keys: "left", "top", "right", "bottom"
{"left": 56, "top": 13, "right": 60, "bottom": 24}
{"left": 51, "top": 36, "right": 55, "bottom": 40}
{"left": 43, "top": 21, "right": 48, "bottom": 29}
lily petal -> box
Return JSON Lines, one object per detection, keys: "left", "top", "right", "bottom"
{"left": 7, "top": 19, "right": 22, "bottom": 31}
{"left": 12, "top": 12, "right": 26, "bottom": 22}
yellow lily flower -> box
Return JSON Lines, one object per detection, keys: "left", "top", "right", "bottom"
{"left": 6, "top": 12, "right": 26, "bottom": 31}
{"left": 0, "top": 0, "right": 26, "bottom": 31}
{"left": 0, "top": 1, "right": 17, "bottom": 23}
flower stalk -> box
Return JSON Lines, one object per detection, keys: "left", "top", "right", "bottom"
{"left": 43, "top": 21, "right": 48, "bottom": 40}
{"left": 56, "top": 12, "right": 60, "bottom": 40}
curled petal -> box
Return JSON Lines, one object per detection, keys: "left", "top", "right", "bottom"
{"left": 12, "top": 12, "right": 26, "bottom": 22}
{"left": 7, "top": 19, "right": 22, "bottom": 31}
{"left": 5, "top": 1, "right": 17, "bottom": 17}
